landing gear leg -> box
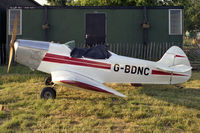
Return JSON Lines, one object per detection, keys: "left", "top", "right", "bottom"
{"left": 45, "top": 76, "right": 53, "bottom": 85}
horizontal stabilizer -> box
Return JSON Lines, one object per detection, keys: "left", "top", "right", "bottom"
{"left": 156, "top": 64, "right": 192, "bottom": 73}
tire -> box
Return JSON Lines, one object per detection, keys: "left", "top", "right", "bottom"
{"left": 52, "top": 88, "right": 56, "bottom": 96}
{"left": 40, "top": 87, "right": 56, "bottom": 99}
{"left": 45, "top": 76, "right": 52, "bottom": 85}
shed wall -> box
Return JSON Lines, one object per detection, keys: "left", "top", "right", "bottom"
{"left": 8, "top": 7, "right": 183, "bottom": 60}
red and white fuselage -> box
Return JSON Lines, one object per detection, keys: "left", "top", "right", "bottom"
{"left": 14, "top": 39, "right": 192, "bottom": 97}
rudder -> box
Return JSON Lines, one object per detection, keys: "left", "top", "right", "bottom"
{"left": 157, "top": 46, "right": 192, "bottom": 84}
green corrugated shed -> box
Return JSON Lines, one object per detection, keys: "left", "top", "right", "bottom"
{"left": 7, "top": 6, "right": 184, "bottom": 61}
{"left": 0, "top": 0, "right": 40, "bottom": 65}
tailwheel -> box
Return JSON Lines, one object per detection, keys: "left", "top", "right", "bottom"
{"left": 174, "top": 85, "right": 184, "bottom": 89}
{"left": 45, "top": 76, "right": 53, "bottom": 85}
{"left": 40, "top": 87, "right": 56, "bottom": 99}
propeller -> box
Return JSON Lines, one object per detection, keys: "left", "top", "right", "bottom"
{"left": 7, "top": 14, "right": 18, "bottom": 73}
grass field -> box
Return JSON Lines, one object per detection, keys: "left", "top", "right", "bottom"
{"left": 0, "top": 65, "right": 200, "bottom": 132}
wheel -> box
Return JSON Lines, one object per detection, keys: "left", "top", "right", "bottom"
{"left": 45, "top": 76, "right": 52, "bottom": 85}
{"left": 40, "top": 87, "right": 56, "bottom": 99}
{"left": 52, "top": 88, "right": 56, "bottom": 96}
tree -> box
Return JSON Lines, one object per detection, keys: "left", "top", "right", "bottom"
{"left": 184, "top": 0, "right": 200, "bottom": 32}
{"left": 47, "top": 0, "right": 161, "bottom": 6}
{"left": 47, "top": 0, "right": 67, "bottom": 6}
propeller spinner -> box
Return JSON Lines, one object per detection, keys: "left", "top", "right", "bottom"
{"left": 7, "top": 14, "right": 18, "bottom": 73}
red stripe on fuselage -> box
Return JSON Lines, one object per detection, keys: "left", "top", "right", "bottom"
{"left": 175, "top": 55, "right": 186, "bottom": 58}
{"left": 152, "top": 70, "right": 187, "bottom": 76}
{"left": 60, "top": 80, "right": 111, "bottom": 94}
{"left": 45, "top": 53, "right": 109, "bottom": 66}
{"left": 42, "top": 53, "right": 111, "bottom": 70}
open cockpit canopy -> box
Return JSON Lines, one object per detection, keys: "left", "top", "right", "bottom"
{"left": 64, "top": 40, "right": 75, "bottom": 50}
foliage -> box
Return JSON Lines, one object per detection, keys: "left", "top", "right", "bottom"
{"left": 47, "top": 0, "right": 67, "bottom": 6}
{"left": 67, "top": 0, "right": 161, "bottom": 6}
{"left": 184, "top": 0, "right": 200, "bottom": 32}
{"left": 0, "top": 65, "right": 200, "bottom": 132}
{"left": 47, "top": 0, "right": 163, "bottom": 6}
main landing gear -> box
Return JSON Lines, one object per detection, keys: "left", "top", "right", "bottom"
{"left": 40, "top": 87, "right": 56, "bottom": 99}
{"left": 45, "top": 76, "right": 53, "bottom": 85}
{"left": 40, "top": 76, "right": 56, "bottom": 99}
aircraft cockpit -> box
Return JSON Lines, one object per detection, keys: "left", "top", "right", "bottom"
{"left": 65, "top": 40, "right": 111, "bottom": 59}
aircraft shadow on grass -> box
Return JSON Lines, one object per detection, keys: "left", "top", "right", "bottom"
{"left": 141, "top": 83, "right": 200, "bottom": 110}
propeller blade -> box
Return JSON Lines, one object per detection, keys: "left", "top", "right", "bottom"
{"left": 7, "top": 14, "right": 18, "bottom": 73}
{"left": 7, "top": 47, "right": 13, "bottom": 73}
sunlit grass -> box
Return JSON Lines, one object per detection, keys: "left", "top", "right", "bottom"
{"left": 0, "top": 65, "right": 200, "bottom": 132}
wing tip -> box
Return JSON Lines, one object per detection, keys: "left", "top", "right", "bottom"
{"left": 115, "top": 93, "right": 126, "bottom": 98}
{"left": 121, "top": 95, "right": 126, "bottom": 98}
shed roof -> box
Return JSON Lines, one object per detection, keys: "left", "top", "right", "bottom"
{"left": 8, "top": 5, "right": 184, "bottom": 10}
{"left": 0, "top": 0, "right": 40, "bottom": 8}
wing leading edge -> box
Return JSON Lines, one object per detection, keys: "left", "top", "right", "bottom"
{"left": 51, "top": 71, "right": 126, "bottom": 98}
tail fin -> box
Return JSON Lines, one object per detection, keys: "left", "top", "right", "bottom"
{"left": 157, "top": 46, "right": 192, "bottom": 84}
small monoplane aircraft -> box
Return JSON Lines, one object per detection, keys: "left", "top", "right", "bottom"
{"left": 7, "top": 15, "right": 192, "bottom": 99}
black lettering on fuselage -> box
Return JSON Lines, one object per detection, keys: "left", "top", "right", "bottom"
{"left": 113, "top": 64, "right": 150, "bottom": 76}
{"left": 114, "top": 64, "right": 120, "bottom": 72}
{"left": 131, "top": 66, "right": 137, "bottom": 74}
{"left": 125, "top": 65, "right": 130, "bottom": 73}
{"left": 144, "top": 68, "right": 150, "bottom": 75}
{"left": 137, "top": 67, "right": 143, "bottom": 75}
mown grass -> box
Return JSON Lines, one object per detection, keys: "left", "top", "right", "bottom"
{"left": 0, "top": 65, "right": 200, "bottom": 132}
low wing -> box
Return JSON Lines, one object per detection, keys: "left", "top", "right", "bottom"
{"left": 156, "top": 63, "right": 192, "bottom": 73}
{"left": 51, "top": 71, "right": 126, "bottom": 98}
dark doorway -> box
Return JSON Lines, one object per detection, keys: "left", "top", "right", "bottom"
{"left": 85, "top": 13, "right": 106, "bottom": 47}
{"left": 0, "top": 8, "right": 6, "bottom": 65}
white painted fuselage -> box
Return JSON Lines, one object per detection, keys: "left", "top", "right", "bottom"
{"left": 14, "top": 39, "right": 192, "bottom": 97}
{"left": 37, "top": 42, "right": 191, "bottom": 85}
